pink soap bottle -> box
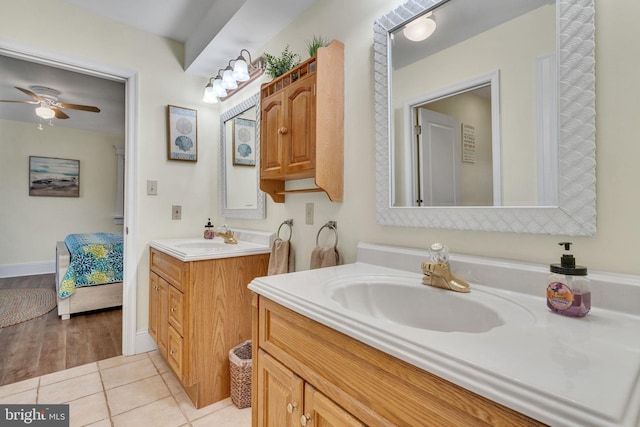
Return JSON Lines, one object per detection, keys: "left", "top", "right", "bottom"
{"left": 546, "top": 242, "right": 591, "bottom": 317}
{"left": 204, "top": 218, "right": 214, "bottom": 239}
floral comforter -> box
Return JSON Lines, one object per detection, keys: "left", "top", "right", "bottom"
{"left": 58, "top": 232, "right": 124, "bottom": 298}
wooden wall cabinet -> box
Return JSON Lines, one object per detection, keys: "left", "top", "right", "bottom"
{"left": 252, "top": 296, "right": 546, "bottom": 427}
{"left": 260, "top": 40, "right": 344, "bottom": 203}
{"left": 149, "top": 248, "right": 269, "bottom": 408}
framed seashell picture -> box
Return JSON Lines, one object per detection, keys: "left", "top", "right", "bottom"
{"left": 232, "top": 117, "right": 256, "bottom": 166}
{"left": 167, "top": 105, "right": 197, "bottom": 162}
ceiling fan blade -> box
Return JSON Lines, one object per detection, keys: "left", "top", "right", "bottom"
{"left": 0, "top": 99, "right": 39, "bottom": 104}
{"left": 51, "top": 107, "right": 69, "bottom": 119}
{"left": 15, "top": 87, "right": 45, "bottom": 102}
{"left": 57, "top": 103, "right": 100, "bottom": 113}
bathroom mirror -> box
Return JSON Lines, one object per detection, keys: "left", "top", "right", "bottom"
{"left": 220, "top": 93, "right": 265, "bottom": 219}
{"left": 374, "top": 0, "right": 595, "bottom": 235}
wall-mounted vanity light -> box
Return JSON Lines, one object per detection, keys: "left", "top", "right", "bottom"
{"left": 203, "top": 49, "right": 265, "bottom": 104}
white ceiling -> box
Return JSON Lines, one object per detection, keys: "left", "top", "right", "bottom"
{"left": 0, "top": 0, "right": 316, "bottom": 134}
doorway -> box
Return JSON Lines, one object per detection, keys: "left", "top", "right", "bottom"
{"left": 0, "top": 39, "right": 138, "bottom": 357}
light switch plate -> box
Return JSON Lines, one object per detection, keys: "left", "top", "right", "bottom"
{"left": 172, "top": 205, "right": 181, "bottom": 220}
{"left": 147, "top": 180, "right": 158, "bottom": 195}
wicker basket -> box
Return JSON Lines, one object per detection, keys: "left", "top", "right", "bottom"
{"left": 229, "top": 340, "right": 252, "bottom": 409}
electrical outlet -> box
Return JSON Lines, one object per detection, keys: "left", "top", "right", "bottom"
{"left": 305, "top": 203, "right": 314, "bottom": 225}
{"left": 147, "top": 180, "right": 158, "bottom": 195}
{"left": 172, "top": 205, "right": 182, "bottom": 220}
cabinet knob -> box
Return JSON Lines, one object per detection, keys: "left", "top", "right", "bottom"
{"left": 278, "top": 126, "right": 288, "bottom": 135}
{"left": 170, "top": 349, "right": 176, "bottom": 355}
{"left": 300, "top": 414, "right": 311, "bottom": 426}
{"left": 171, "top": 307, "right": 177, "bottom": 313}
{"left": 286, "top": 402, "right": 297, "bottom": 414}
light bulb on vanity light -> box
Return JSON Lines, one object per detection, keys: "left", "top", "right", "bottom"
{"left": 403, "top": 12, "right": 437, "bottom": 42}
{"left": 221, "top": 66, "right": 238, "bottom": 90}
{"left": 202, "top": 78, "right": 217, "bottom": 104}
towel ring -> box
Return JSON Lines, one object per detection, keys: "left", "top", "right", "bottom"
{"left": 277, "top": 219, "right": 293, "bottom": 242}
{"left": 316, "top": 221, "right": 338, "bottom": 249}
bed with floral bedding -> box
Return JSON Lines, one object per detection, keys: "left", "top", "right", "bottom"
{"left": 55, "top": 232, "right": 123, "bottom": 319}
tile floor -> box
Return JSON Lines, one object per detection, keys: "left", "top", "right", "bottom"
{"left": 0, "top": 351, "right": 251, "bottom": 427}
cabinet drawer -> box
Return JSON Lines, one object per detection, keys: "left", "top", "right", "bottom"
{"left": 168, "top": 286, "right": 185, "bottom": 336}
{"left": 150, "top": 248, "right": 188, "bottom": 291}
{"left": 167, "top": 326, "right": 184, "bottom": 380}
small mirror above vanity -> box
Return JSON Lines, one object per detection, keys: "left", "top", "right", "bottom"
{"left": 374, "top": 0, "right": 596, "bottom": 235}
{"left": 220, "top": 93, "right": 265, "bottom": 219}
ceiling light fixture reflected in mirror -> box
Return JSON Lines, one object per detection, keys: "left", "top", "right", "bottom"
{"left": 403, "top": 12, "right": 436, "bottom": 42}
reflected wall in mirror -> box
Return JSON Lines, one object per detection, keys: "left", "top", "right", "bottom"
{"left": 220, "top": 93, "right": 265, "bottom": 219}
{"left": 374, "top": 0, "right": 596, "bottom": 235}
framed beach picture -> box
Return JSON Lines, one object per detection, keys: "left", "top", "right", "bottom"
{"left": 167, "top": 105, "right": 198, "bottom": 162}
{"left": 232, "top": 117, "right": 256, "bottom": 166}
{"left": 29, "top": 156, "right": 80, "bottom": 197}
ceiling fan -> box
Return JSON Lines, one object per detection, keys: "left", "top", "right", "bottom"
{"left": 0, "top": 85, "right": 100, "bottom": 120}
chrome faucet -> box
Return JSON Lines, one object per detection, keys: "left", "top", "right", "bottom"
{"left": 420, "top": 243, "right": 470, "bottom": 293}
{"left": 215, "top": 225, "right": 237, "bottom": 244}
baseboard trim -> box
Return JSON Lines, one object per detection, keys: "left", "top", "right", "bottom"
{"left": 133, "top": 329, "right": 157, "bottom": 355}
{"left": 0, "top": 261, "right": 55, "bottom": 278}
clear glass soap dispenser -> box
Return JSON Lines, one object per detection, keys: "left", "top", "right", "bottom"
{"left": 546, "top": 242, "right": 591, "bottom": 317}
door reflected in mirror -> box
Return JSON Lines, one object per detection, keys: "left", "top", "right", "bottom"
{"left": 220, "top": 93, "right": 265, "bottom": 219}
{"left": 391, "top": 0, "right": 556, "bottom": 207}
{"left": 396, "top": 73, "right": 501, "bottom": 207}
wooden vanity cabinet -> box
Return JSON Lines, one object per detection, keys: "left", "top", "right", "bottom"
{"left": 252, "top": 295, "right": 547, "bottom": 427}
{"left": 149, "top": 248, "right": 269, "bottom": 408}
{"left": 260, "top": 40, "right": 344, "bottom": 203}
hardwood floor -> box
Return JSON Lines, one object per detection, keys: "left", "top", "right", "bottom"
{"left": 0, "top": 273, "right": 122, "bottom": 386}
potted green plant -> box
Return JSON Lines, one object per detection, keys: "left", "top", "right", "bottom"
{"left": 306, "top": 35, "right": 329, "bottom": 58}
{"left": 263, "top": 45, "right": 301, "bottom": 79}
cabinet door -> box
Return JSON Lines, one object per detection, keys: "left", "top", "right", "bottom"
{"left": 257, "top": 350, "right": 304, "bottom": 427}
{"left": 156, "top": 276, "right": 169, "bottom": 357}
{"left": 285, "top": 74, "right": 316, "bottom": 177}
{"left": 149, "top": 272, "right": 159, "bottom": 343}
{"left": 261, "top": 92, "right": 285, "bottom": 178}
{"left": 302, "top": 384, "right": 366, "bottom": 427}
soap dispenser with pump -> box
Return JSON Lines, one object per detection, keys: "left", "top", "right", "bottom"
{"left": 546, "top": 242, "right": 591, "bottom": 317}
{"left": 204, "top": 218, "right": 214, "bottom": 239}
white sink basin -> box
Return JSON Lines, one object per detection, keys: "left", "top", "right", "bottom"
{"left": 327, "top": 275, "right": 530, "bottom": 333}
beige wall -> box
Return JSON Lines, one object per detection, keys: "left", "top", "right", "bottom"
{"left": 2, "top": 0, "right": 639, "bottom": 334}
{"left": 0, "top": 119, "right": 123, "bottom": 263}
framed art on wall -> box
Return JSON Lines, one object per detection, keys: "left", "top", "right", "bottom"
{"left": 232, "top": 117, "right": 256, "bottom": 166}
{"left": 29, "top": 156, "right": 80, "bottom": 197}
{"left": 167, "top": 105, "right": 197, "bottom": 162}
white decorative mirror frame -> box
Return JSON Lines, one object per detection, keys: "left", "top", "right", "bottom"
{"left": 374, "top": 0, "right": 596, "bottom": 235}
{"left": 220, "top": 93, "right": 266, "bottom": 219}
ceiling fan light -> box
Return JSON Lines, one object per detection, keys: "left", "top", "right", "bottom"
{"left": 222, "top": 67, "right": 238, "bottom": 90}
{"left": 403, "top": 14, "right": 437, "bottom": 42}
{"left": 35, "top": 106, "right": 55, "bottom": 119}
{"left": 232, "top": 57, "right": 250, "bottom": 82}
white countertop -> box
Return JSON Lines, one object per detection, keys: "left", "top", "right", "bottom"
{"left": 149, "top": 229, "right": 274, "bottom": 262}
{"left": 248, "top": 243, "right": 640, "bottom": 427}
